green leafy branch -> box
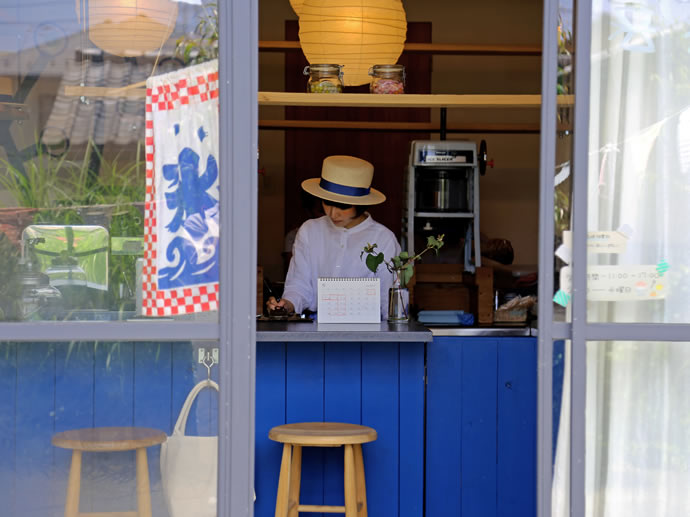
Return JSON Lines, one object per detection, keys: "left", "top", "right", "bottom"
{"left": 175, "top": 2, "right": 218, "bottom": 65}
{"left": 361, "top": 234, "right": 444, "bottom": 288}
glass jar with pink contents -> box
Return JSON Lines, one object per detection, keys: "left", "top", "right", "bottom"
{"left": 368, "top": 64, "right": 405, "bottom": 94}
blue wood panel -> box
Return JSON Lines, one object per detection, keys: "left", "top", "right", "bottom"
{"left": 425, "top": 336, "right": 538, "bottom": 517}
{"left": 286, "top": 342, "right": 325, "bottom": 513}
{"left": 362, "top": 342, "right": 400, "bottom": 517}
{"left": 0, "top": 342, "right": 17, "bottom": 516}
{"left": 134, "top": 342, "right": 172, "bottom": 431}
{"left": 323, "top": 342, "right": 362, "bottom": 507}
{"left": 461, "top": 338, "right": 498, "bottom": 517}
{"left": 93, "top": 342, "right": 136, "bottom": 513}
{"left": 255, "top": 341, "right": 287, "bottom": 517}
{"left": 497, "top": 338, "right": 537, "bottom": 517}
{"left": 171, "top": 342, "right": 199, "bottom": 435}
{"left": 399, "top": 341, "right": 425, "bottom": 517}
{"left": 134, "top": 342, "right": 173, "bottom": 517}
{"left": 54, "top": 342, "right": 96, "bottom": 514}
{"left": 426, "top": 337, "right": 463, "bottom": 517}
{"left": 94, "top": 342, "right": 134, "bottom": 426}
{"left": 15, "top": 342, "right": 58, "bottom": 517}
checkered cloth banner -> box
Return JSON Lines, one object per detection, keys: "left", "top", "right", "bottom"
{"left": 142, "top": 60, "right": 220, "bottom": 317}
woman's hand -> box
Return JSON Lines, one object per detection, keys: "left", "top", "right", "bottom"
{"left": 266, "top": 297, "right": 295, "bottom": 315}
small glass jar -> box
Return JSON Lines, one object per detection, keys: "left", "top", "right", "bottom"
{"left": 369, "top": 64, "right": 405, "bottom": 94}
{"left": 304, "top": 64, "right": 343, "bottom": 93}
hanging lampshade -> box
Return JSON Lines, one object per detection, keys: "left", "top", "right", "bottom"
{"left": 298, "top": 0, "right": 407, "bottom": 86}
{"left": 76, "top": 0, "right": 179, "bottom": 57}
{"left": 289, "top": 0, "right": 303, "bottom": 16}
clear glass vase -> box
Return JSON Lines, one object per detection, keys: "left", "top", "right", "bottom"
{"left": 388, "top": 276, "right": 410, "bottom": 322}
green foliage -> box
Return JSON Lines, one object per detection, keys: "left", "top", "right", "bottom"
{"left": 0, "top": 233, "right": 22, "bottom": 321}
{"left": 361, "top": 234, "right": 445, "bottom": 288}
{"left": 0, "top": 139, "right": 145, "bottom": 215}
{"left": 176, "top": 2, "right": 218, "bottom": 65}
{"left": 0, "top": 139, "right": 146, "bottom": 314}
{"left": 0, "top": 139, "right": 72, "bottom": 209}
{"left": 108, "top": 204, "right": 144, "bottom": 311}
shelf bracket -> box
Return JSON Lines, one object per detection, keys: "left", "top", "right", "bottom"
{"left": 440, "top": 108, "right": 447, "bottom": 140}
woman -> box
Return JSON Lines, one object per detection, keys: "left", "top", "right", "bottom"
{"left": 267, "top": 155, "right": 400, "bottom": 319}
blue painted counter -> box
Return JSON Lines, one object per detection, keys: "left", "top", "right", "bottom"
{"left": 0, "top": 325, "right": 543, "bottom": 517}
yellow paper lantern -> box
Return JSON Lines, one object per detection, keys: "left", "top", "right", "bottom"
{"left": 298, "top": 0, "right": 407, "bottom": 86}
{"left": 76, "top": 0, "right": 178, "bottom": 57}
{"left": 289, "top": 0, "right": 303, "bottom": 16}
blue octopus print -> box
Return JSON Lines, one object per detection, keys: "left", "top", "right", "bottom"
{"left": 158, "top": 144, "right": 219, "bottom": 289}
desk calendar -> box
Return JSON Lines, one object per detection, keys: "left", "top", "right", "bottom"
{"left": 317, "top": 277, "right": 381, "bottom": 323}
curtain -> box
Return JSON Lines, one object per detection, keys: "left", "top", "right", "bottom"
{"left": 553, "top": 1, "right": 690, "bottom": 515}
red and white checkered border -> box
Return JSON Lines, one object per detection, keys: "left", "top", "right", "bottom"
{"left": 146, "top": 70, "right": 219, "bottom": 114}
{"left": 142, "top": 64, "right": 219, "bottom": 317}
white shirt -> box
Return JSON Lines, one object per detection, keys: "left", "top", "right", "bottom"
{"left": 282, "top": 213, "right": 400, "bottom": 319}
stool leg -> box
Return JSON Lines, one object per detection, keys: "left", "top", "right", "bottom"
{"left": 353, "top": 445, "right": 368, "bottom": 517}
{"left": 344, "top": 445, "right": 357, "bottom": 517}
{"left": 64, "top": 450, "right": 82, "bottom": 517}
{"left": 135, "top": 447, "right": 153, "bottom": 517}
{"left": 275, "top": 443, "right": 292, "bottom": 517}
{"left": 287, "top": 445, "right": 302, "bottom": 517}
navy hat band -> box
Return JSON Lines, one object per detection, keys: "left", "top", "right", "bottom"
{"left": 319, "top": 178, "right": 370, "bottom": 197}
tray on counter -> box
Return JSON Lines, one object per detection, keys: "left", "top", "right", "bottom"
{"left": 417, "top": 310, "right": 475, "bottom": 326}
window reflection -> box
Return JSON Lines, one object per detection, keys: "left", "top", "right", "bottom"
{"left": 0, "top": 339, "right": 219, "bottom": 517}
{"left": 585, "top": 2, "right": 690, "bottom": 323}
{"left": 0, "top": 1, "right": 218, "bottom": 322}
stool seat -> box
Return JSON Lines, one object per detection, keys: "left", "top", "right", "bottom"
{"left": 52, "top": 426, "right": 166, "bottom": 452}
{"left": 269, "top": 422, "right": 377, "bottom": 516}
{"left": 269, "top": 422, "right": 377, "bottom": 446}
{"left": 52, "top": 426, "right": 166, "bottom": 517}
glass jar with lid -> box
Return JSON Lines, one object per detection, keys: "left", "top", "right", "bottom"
{"left": 303, "top": 64, "right": 344, "bottom": 93}
{"left": 369, "top": 64, "right": 405, "bottom": 94}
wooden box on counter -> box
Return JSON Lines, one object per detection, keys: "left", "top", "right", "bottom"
{"left": 409, "top": 264, "right": 494, "bottom": 325}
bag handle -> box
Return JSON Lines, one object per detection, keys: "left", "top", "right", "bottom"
{"left": 173, "top": 379, "right": 220, "bottom": 436}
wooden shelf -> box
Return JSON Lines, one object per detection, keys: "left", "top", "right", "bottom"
{"left": 259, "top": 40, "right": 541, "bottom": 56}
{"left": 60, "top": 87, "right": 574, "bottom": 111}
{"left": 259, "top": 92, "right": 573, "bottom": 108}
{"left": 259, "top": 119, "right": 541, "bottom": 134}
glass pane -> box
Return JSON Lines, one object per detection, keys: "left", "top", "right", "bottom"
{"left": 0, "top": 2, "right": 220, "bottom": 323}
{"left": 584, "top": 1, "right": 690, "bottom": 323}
{"left": 0, "top": 339, "right": 219, "bottom": 517}
{"left": 551, "top": 339, "right": 570, "bottom": 514}
{"left": 553, "top": 340, "right": 690, "bottom": 515}
{"left": 553, "top": 0, "right": 575, "bottom": 323}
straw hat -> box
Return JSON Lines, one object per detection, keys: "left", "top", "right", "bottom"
{"left": 301, "top": 155, "right": 386, "bottom": 206}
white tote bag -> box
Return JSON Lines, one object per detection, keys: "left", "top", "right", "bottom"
{"left": 161, "top": 379, "right": 219, "bottom": 517}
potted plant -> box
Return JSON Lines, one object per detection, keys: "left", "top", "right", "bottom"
{"left": 361, "top": 234, "right": 444, "bottom": 322}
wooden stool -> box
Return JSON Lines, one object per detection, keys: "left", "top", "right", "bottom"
{"left": 269, "top": 422, "right": 377, "bottom": 517}
{"left": 52, "top": 427, "right": 167, "bottom": 517}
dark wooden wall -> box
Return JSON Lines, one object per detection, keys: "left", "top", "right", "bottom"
{"left": 284, "top": 21, "right": 432, "bottom": 237}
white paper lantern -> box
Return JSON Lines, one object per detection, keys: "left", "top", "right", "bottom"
{"left": 298, "top": 0, "right": 407, "bottom": 86}
{"left": 77, "top": 0, "right": 179, "bottom": 57}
